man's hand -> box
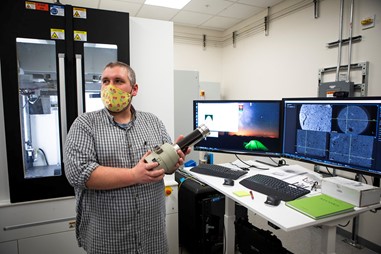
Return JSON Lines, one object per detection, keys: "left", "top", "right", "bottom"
{"left": 131, "top": 151, "right": 165, "bottom": 184}
{"left": 172, "top": 135, "right": 192, "bottom": 171}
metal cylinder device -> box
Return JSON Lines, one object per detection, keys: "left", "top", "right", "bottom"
{"left": 145, "top": 124, "right": 210, "bottom": 174}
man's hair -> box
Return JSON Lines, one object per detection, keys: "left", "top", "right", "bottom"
{"left": 104, "top": 61, "right": 136, "bottom": 86}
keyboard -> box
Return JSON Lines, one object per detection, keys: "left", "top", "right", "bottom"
{"left": 239, "top": 174, "right": 310, "bottom": 201}
{"left": 190, "top": 164, "right": 248, "bottom": 180}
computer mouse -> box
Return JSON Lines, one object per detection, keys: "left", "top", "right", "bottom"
{"left": 265, "top": 195, "right": 281, "bottom": 206}
{"left": 223, "top": 178, "right": 234, "bottom": 186}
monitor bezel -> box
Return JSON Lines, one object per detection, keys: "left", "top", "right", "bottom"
{"left": 193, "top": 99, "right": 283, "bottom": 158}
{"left": 281, "top": 96, "right": 381, "bottom": 178}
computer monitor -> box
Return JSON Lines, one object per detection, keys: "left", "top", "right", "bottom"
{"left": 282, "top": 97, "right": 381, "bottom": 177}
{"left": 193, "top": 100, "right": 282, "bottom": 157}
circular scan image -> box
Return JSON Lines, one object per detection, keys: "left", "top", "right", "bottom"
{"left": 299, "top": 104, "right": 332, "bottom": 132}
{"left": 337, "top": 106, "right": 369, "bottom": 134}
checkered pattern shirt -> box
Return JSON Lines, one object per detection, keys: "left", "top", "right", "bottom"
{"left": 64, "top": 107, "right": 171, "bottom": 254}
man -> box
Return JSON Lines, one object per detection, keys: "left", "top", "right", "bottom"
{"left": 64, "top": 61, "right": 189, "bottom": 253}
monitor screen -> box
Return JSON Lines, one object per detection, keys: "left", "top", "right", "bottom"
{"left": 282, "top": 97, "right": 381, "bottom": 177}
{"left": 193, "top": 100, "right": 282, "bottom": 157}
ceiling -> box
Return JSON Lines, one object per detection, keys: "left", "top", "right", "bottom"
{"left": 45, "top": 0, "right": 286, "bottom": 31}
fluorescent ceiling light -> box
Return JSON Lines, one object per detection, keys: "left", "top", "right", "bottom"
{"left": 144, "top": 0, "right": 191, "bottom": 10}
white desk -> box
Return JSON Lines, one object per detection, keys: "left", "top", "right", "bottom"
{"left": 183, "top": 162, "right": 381, "bottom": 254}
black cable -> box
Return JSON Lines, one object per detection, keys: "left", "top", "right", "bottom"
{"left": 360, "top": 174, "right": 368, "bottom": 184}
{"left": 230, "top": 162, "right": 251, "bottom": 171}
{"left": 325, "top": 167, "right": 334, "bottom": 176}
{"left": 256, "top": 157, "right": 287, "bottom": 167}
{"left": 269, "top": 157, "right": 278, "bottom": 164}
{"left": 277, "top": 158, "right": 288, "bottom": 166}
{"left": 38, "top": 148, "right": 49, "bottom": 165}
{"left": 223, "top": 224, "right": 226, "bottom": 254}
{"left": 338, "top": 220, "right": 351, "bottom": 227}
{"left": 234, "top": 154, "right": 269, "bottom": 170}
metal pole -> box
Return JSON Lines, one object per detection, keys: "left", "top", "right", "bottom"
{"left": 343, "top": 173, "right": 362, "bottom": 249}
{"left": 314, "top": 0, "right": 319, "bottom": 19}
{"left": 336, "top": 0, "right": 344, "bottom": 81}
{"left": 264, "top": 7, "right": 270, "bottom": 36}
{"left": 347, "top": 0, "right": 354, "bottom": 82}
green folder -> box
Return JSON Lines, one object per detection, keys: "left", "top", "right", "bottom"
{"left": 286, "top": 194, "right": 355, "bottom": 220}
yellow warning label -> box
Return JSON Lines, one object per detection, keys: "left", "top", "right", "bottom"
{"left": 73, "top": 7, "right": 87, "bottom": 19}
{"left": 25, "top": 2, "right": 35, "bottom": 9}
{"left": 74, "top": 30, "right": 87, "bottom": 41}
{"left": 51, "top": 28, "right": 65, "bottom": 40}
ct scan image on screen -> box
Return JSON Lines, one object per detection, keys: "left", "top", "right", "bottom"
{"left": 193, "top": 100, "right": 282, "bottom": 157}
{"left": 282, "top": 97, "right": 381, "bottom": 177}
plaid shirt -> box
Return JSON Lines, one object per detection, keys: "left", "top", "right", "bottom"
{"left": 64, "top": 107, "right": 171, "bottom": 254}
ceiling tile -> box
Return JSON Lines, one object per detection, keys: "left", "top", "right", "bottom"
{"left": 99, "top": 0, "right": 141, "bottom": 15}
{"left": 136, "top": 5, "right": 179, "bottom": 20}
{"left": 218, "top": 3, "right": 263, "bottom": 19}
{"left": 62, "top": 0, "right": 100, "bottom": 8}
{"left": 117, "top": 0, "right": 145, "bottom": 3}
{"left": 172, "top": 11, "right": 212, "bottom": 26}
{"left": 237, "top": 0, "right": 284, "bottom": 8}
{"left": 39, "top": 0, "right": 287, "bottom": 31}
{"left": 183, "top": 0, "right": 233, "bottom": 15}
{"left": 200, "top": 16, "right": 240, "bottom": 31}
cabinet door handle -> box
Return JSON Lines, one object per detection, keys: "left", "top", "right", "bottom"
{"left": 76, "top": 54, "right": 84, "bottom": 115}
{"left": 58, "top": 53, "right": 67, "bottom": 143}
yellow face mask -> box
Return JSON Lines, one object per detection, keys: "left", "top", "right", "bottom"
{"left": 101, "top": 84, "right": 132, "bottom": 112}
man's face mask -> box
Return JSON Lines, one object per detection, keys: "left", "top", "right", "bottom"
{"left": 101, "top": 84, "right": 132, "bottom": 112}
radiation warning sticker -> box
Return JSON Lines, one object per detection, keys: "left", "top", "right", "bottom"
{"left": 74, "top": 30, "right": 87, "bottom": 41}
{"left": 25, "top": 1, "right": 49, "bottom": 11}
{"left": 51, "top": 28, "right": 65, "bottom": 40}
{"left": 73, "top": 7, "right": 87, "bottom": 19}
{"left": 25, "top": 1, "right": 35, "bottom": 9}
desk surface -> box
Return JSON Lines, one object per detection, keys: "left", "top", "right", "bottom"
{"left": 183, "top": 161, "right": 381, "bottom": 232}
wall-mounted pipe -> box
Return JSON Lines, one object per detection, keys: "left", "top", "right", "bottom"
{"left": 347, "top": 0, "right": 354, "bottom": 82}
{"left": 336, "top": 0, "right": 344, "bottom": 81}
{"left": 314, "top": 0, "right": 319, "bottom": 19}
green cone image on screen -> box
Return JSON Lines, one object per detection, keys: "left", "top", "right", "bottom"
{"left": 243, "top": 140, "right": 269, "bottom": 151}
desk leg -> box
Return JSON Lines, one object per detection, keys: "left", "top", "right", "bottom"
{"left": 224, "top": 197, "right": 235, "bottom": 254}
{"left": 321, "top": 225, "right": 336, "bottom": 254}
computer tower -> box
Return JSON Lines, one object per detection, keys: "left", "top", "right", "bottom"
{"left": 175, "top": 171, "right": 248, "bottom": 254}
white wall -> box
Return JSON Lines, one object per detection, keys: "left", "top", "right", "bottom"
{"left": 130, "top": 17, "right": 175, "bottom": 139}
{"left": 174, "top": 43, "right": 222, "bottom": 86}
{"left": 174, "top": 0, "right": 381, "bottom": 249}
{"left": 221, "top": 0, "right": 381, "bottom": 99}
{"left": 175, "top": 0, "right": 381, "bottom": 100}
